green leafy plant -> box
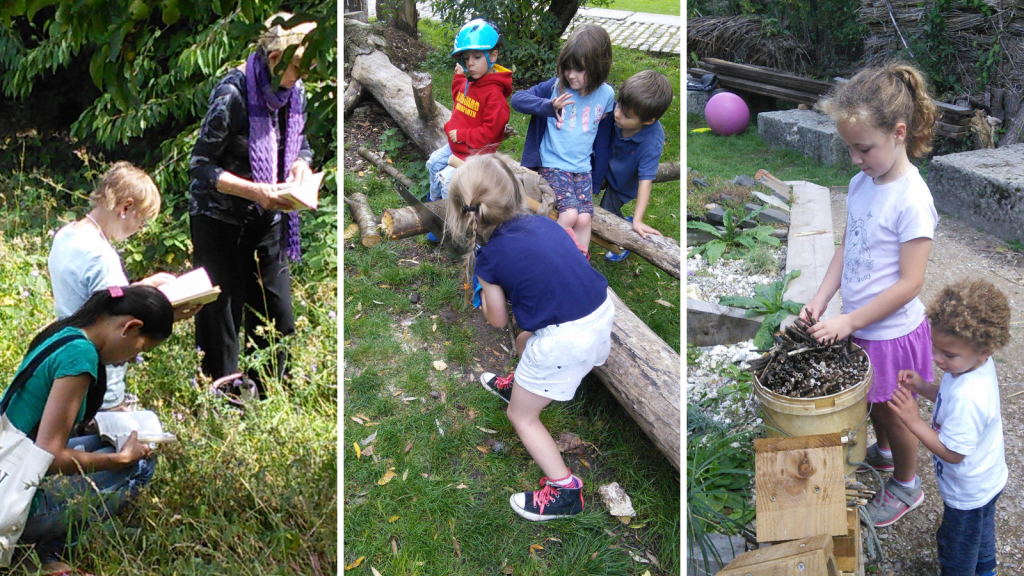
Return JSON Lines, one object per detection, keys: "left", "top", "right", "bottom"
{"left": 718, "top": 269, "right": 803, "bottom": 350}
{"left": 403, "top": 162, "right": 431, "bottom": 201}
{"left": 687, "top": 206, "right": 780, "bottom": 265}
{"left": 378, "top": 127, "right": 406, "bottom": 158}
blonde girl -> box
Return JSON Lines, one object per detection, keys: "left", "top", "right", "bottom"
{"left": 446, "top": 155, "right": 615, "bottom": 521}
{"left": 801, "top": 61, "right": 940, "bottom": 528}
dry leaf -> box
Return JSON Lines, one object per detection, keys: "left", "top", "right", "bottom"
{"left": 357, "top": 301, "right": 362, "bottom": 312}
{"left": 502, "top": 566, "right": 514, "bottom": 574}
{"left": 456, "top": 483, "right": 468, "bottom": 489}
{"left": 645, "top": 550, "right": 660, "bottom": 567}
{"left": 403, "top": 442, "right": 413, "bottom": 453}
{"left": 357, "top": 171, "right": 364, "bottom": 177}
{"left": 546, "top": 537, "right": 562, "bottom": 543}
{"left": 475, "top": 445, "right": 490, "bottom": 454}
{"left": 435, "top": 419, "right": 445, "bottom": 437}
{"left": 579, "top": 457, "right": 591, "bottom": 469}
{"left": 402, "top": 469, "right": 408, "bottom": 481}
{"left": 363, "top": 421, "right": 379, "bottom": 427}
{"left": 386, "top": 158, "right": 393, "bottom": 164}
{"left": 360, "top": 432, "right": 378, "bottom": 446}
{"left": 351, "top": 416, "right": 364, "bottom": 425}
{"left": 345, "top": 556, "right": 365, "bottom": 570}
{"left": 432, "top": 322, "right": 437, "bottom": 332}
{"left": 453, "top": 537, "right": 461, "bottom": 558}
{"left": 642, "top": 572, "right": 651, "bottom": 576}
{"left": 343, "top": 223, "right": 360, "bottom": 240}
{"left": 617, "top": 516, "right": 632, "bottom": 524}
{"left": 590, "top": 551, "right": 599, "bottom": 560}
{"left": 353, "top": 442, "right": 361, "bottom": 459}
{"left": 388, "top": 515, "right": 400, "bottom": 522}
{"left": 529, "top": 544, "right": 544, "bottom": 552}
{"left": 356, "top": 413, "right": 370, "bottom": 420}
{"left": 477, "top": 426, "right": 497, "bottom": 434}
{"left": 555, "top": 432, "right": 584, "bottom": 454}
{"left": 654, "top": 299, "right": 673, "bottom": 308}
{"left": 371, "top": 569, "right": 382, "bottom": 576}
{"left": 629, "top": 521, "right": 647, "bottom": 529}
{"left": 433, "top": 360, "right": 447, "bottom": 371}
{"left": 377, "top": 469, "right": 397, "bottom": 485}
{"left": 391, "top": 538, "right": 399, "bottom": 555}
{"left": 467, "top": 409, "right": 476, "bottom": 419}
{"left": 362, "top": 445, "right": 374, "bottom": 457}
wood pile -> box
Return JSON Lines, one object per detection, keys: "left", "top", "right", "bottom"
{"left": 687, "top": 15, "right": 814, "bottom": 76}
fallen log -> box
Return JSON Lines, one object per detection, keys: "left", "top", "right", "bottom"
{"left": 653, "top": 161, "right": 681, "bottom": 183}
{"left": 357, "top": 146, "right": 416, "bottom": 189}
{"left": 594, "top": 287, "right": 681, "bottom": 470}
{"left": 343, "top": 80, "right": 367, "bottom": 118}
{"left": 343, "top": 192, "right": 381, "bottom": 247}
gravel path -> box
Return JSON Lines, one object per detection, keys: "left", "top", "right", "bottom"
{"left": 828, "top": 189, "right": 1024, "bottom": 575}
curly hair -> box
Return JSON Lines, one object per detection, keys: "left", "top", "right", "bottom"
{"left": 927, "top": 279, "right": 1012, "bottom": 352}
{"left": 816, "top": 61, "right": 938, "bottom": 159}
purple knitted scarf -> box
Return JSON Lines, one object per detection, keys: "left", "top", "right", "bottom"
{"left": 246, "top": 51, "right": 305, "bottom": 261}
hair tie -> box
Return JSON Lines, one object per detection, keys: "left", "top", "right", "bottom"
{"left": 109, "top": 286, "right": 124, "bottom": 298}
{"left": 463, "top": 204, "right": 479, "bottom": 213}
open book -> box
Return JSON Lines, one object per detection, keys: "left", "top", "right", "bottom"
{"left": 158, "top": 267, "right": 221, "bottom": 308}
{"left": 93, "top": 410, "right": 177, "bottom": 451}
{"left": 277, "top": 171, "right": 325, "bottom": 211}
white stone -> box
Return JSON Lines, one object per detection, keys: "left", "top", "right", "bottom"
{"left": 597, "top": 482, "right": 636, "bottom": 517}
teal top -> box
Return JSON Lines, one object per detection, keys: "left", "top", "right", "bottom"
{"left": 1, "top": 326, "right": 98, "bottom": 435}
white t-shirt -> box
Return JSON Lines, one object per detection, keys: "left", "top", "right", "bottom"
{"left": 932, "top": 358, "right": 1007, "bottom": 510}
{"left": 48, "top": 222, "right": 130, "bottom": 409}
{"left": 539, "top": 82, "right": 615, "bottom": 173}
{"left": 841, "top": 168, "right": 937, "bottom": 340}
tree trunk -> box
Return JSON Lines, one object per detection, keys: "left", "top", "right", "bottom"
{"left": 1000, "top": 96, "right": 1024, "bottom": 147}
{"left": 593, "top": 288, "right": 681, "bottom": 471}
{"left": 381, "top": 201, "right": 447, "bottom": 239}
{"left": 350, "top": 49, "right": 450, "bottom": 154}
{"left": 546, "top": 0, "right": 581, "bottom": 36}
{"left": 410, "top": 72, "right": 438, "bottom": 120}
{"left": 343, "top": 80, "right": 367, "bottom": 118}
{"left": 344, "top": 192, "right": 382, "bottom": 247}
{"left": 653, "top": 161, "right": 681, "bottom": 183}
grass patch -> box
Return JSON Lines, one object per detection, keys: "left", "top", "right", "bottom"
{"left": 0, "top": 168, "right": 337, "bottom": 574}
{"left": 604, "top": 0, "right": 680, "bottom": 15}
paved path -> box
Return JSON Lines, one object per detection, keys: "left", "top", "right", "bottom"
{"left": 358, "top": 3, "right": 681, "bottom": 56}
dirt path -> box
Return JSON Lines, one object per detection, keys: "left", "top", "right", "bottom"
{"left": 829, "top": 188, "right": 1024, "bottom": 574}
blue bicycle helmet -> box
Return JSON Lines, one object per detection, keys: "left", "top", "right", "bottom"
{"left": 452, "top": 19, "right": 502, "bottom": 92}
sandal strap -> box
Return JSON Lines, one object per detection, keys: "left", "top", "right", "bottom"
{"left": 884, "top": 479, "right": 919, "bottom": 507}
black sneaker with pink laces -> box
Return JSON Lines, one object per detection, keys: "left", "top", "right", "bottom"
{"left": 509, "top": 474, "right": 584, "bottom": 521}
{"left": 480, "top": 371, "right": 514, "bottom": 403}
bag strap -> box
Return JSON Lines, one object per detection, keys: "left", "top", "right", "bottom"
{"left": 0, "top": 333, "right": 89, "bottom": 417}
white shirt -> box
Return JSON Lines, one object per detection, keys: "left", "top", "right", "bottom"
{"left": 932, "top": 358, "right": 1007, "bottom": 510}
{"left": 841, "top": 168, "right": 937, "bottom": 339}
{"left": 48, "top": 223, "right": 130, "bottom": 409}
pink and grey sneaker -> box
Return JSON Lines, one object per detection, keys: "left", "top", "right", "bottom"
{"left": 857, "top": 443, "right": 895, "bottom": 473}
{"left": 867, "top": 477, "right": 924, "bottom": 528}
{"left": 480, "top": 371, "right": 514, "bottom": 404}
{"left": 509, "top": 474, "right": 584, "bottom": 521}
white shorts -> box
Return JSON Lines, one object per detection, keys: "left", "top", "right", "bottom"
{"left": 515, "top": 294, "right": 615, "bottom": 401}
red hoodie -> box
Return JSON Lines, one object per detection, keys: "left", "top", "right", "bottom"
{"left": 445, "top": 64, "right": 513, "bottom": 160}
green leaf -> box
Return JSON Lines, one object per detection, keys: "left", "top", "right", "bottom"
{"left": 703, "top": 241, "right": 727, "bottom": 265}
{"left": 783, "top": 301, "right": 805, "bottom": 315}
{"left": 686, "top": 220, "right": 723, "bottom": 239}
{"left": 241, "top": 0, "right": 255, "bottom": 23}
{"left": 89, "top": 46, "right": 109, "bottom": 89}
{"left": 753, "top": 323, "right": 775, "bottom": 351}
{"left": 718, "top": 296, "right": 759, "bottom": 309}
{"left": 753, "top": 283, "right": 770, "bottom": 301}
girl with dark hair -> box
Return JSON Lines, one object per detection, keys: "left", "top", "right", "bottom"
{"left": 188, "top": 12, "right": 318, "bottom": 399}
{"left": 0, "top": 285, "right": 174, "bottom": 574}
{"left": 512, "top": 24, "right": 615, "bottom": 256}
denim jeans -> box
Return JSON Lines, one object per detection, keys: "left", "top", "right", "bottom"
{"left": 426, "top": 143, "right": 456, "bottom": 201}
{"left": 20, "top": 435, "right": 157, "bottom": 561}
{"left": 937, "top": 490, "right": 1001, "bottom": 576}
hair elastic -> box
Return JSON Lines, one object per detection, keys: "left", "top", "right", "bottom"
{"left": 109, "top": 286, "right": 124, "bottom": 298}
{"left": 462, "top": 204, "right": 479, "bottom": 213}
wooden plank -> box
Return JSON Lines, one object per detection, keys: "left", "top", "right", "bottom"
{"left": 782, "top": 181, "right": 840, "bottom": 330}
{"left": 701, "top": 57, "right": 834, "bottom": 96}
{"left": 687, "top": 299, "right": 762, "bottom": 346}
{"left": 712, "top": 73, "right": 820, "bottom": 105}
{"left": 753, "top": 432, "right": 843, "bottom": 453}
{"left": 935, "top": 121, "right": 971, "bottom": 134}
{"left": 832, "top": 507, "right": 864, "bottom": 576}
{"left": 755, "top": 435, "right": 847, "bottom": 542}
{"left": 935, "top": 100, "right": 974, "bottom": 118}
{"left": 719, "top": 534, "right": 838, "bottom": 576}
{"left": 935, "top": 127, "right": 971, "bottom": 139}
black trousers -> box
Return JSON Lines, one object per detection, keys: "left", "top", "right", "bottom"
{"left": 190, "top": 211, "right": 295, "bottom": 395}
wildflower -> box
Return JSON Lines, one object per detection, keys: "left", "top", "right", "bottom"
{"left": 328, "top": 310, "right": 337, "bottom": 320}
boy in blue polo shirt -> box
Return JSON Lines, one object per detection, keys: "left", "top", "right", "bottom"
{"left": 593, "top": 70, "right": 673, "bottom": 262}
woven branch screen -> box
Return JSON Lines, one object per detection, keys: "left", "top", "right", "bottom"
{"left": 687, "top": 16, "right": 815, "bottom": 77}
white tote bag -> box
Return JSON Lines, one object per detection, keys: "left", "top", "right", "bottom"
{"left": 0, "top": 414, "right": 54, "bottom": 566}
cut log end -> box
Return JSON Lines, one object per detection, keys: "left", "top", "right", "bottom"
{"left": 345, "top": 192, "right": 382, "bottom": 248}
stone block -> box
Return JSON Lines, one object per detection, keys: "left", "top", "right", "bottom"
{"left": 757, "top": 110, "right": 849, "bottom": 165}
{"left": 688, "top": 90, "right": 711, "bottom": 116}
{"left": 928, "top": 144, "right": 1024, "bottom": 241}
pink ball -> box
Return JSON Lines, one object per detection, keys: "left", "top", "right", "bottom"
{"left": 705, "top": 92, "right": 750, "bottom": 136}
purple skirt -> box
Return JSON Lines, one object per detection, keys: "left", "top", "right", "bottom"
{"left": 852, "top": 319, "right": 935, "bottom": 403}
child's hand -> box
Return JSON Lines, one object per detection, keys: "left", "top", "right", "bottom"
{"left": 448, "top": 130, "right": 458, "bottom": 143}
{"left": 898, "top": 370, "right": 925, "bottom": 395}
{"left": 552, "top": 92, "right": 574, "bottom": 111}
{"left": 799, "top": 297, "right": 827, "bottom": 323}
{"left": 632, "top": 220, "right": 662, "bottom": 239}
{"left": 806, "top": 314, "right": 855, "bottom": 343}
{"left": 888, "top": 386, "right": 921, "bottom": 426}
{"left": 455, "top": 63, "right": 464, "bottom": 75}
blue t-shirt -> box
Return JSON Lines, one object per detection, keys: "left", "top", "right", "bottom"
{"left": 475, "top": 215, "right": 608, "bottom": 332}
{"left": 539, "top": 82, "right": 615, "bottom": 173}
{"left": 606, "top": 120, "right": 665, "bottom": 202}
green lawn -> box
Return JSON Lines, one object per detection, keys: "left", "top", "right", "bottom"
{"left": 603, "top": 0, "right": 680, "bottom": 16}
{"left": 342, "top": 19, "right": 682, "bottom": 576}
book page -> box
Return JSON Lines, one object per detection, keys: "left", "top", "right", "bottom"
{"left": 158, "top": 267, "right": 221, "bottom": 307}
{"left": 94, "top": 410, "right": 177, "bottom": 450}
{"left": 278, "top": 171, "right": 325, "bottom": 211}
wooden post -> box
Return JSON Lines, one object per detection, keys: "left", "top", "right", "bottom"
{"left": 411, "top": 72, "right": 437, "bottom": 120}
{"left": 753, "top": 433, "right": 848, "bottom": 543}
{"left": 718, "top": 534, "right": 839, "bottom": 576}
{"left": 344, "top": 192, "right": 382, "bottom": 247}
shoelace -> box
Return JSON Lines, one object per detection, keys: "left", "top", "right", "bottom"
{"left": 494, "top": 372, "right": 515, "bottom": 391}
{"left": 532, "top": 479, "right": 561, "bottom": 515}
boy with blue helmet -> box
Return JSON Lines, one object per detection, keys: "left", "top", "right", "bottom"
{"left": 425, "top": 19, "right": 513, "bottom": 242}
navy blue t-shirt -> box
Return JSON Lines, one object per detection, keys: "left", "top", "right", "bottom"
{"left": 475, "top": 215, "right": 608, "bottom": 332}
{"left": 605, "top": 120, "right": 665, "bottom": 202}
